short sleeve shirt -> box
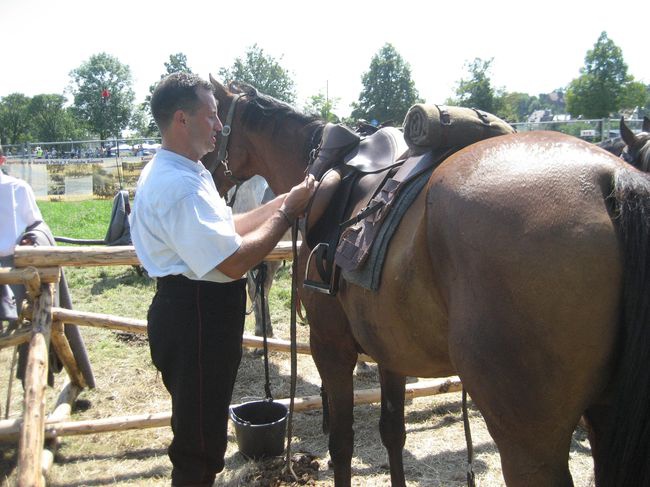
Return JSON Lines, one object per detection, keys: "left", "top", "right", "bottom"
{"left": 0, "top": 172, "right": 43, "bottom": 257}
{"left": 130, "top": 149, "right": 242, "bottom": 282}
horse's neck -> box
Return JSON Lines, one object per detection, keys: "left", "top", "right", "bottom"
{"left": 251, "top": 121, "right": 316, "bottom": 195}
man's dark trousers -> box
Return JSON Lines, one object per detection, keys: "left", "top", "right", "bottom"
{"left": 148, "top": 274, "right": 246, "bottom": 486}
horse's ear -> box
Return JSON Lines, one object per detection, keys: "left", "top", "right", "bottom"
{"left": 620, "top": 117, "right": 638, "bottom": 147}
{"left": 209, "top": 74, "right": 228, "bottom": 98}
{"left": 643, "top": 116, "right": 650, "bottom": 133}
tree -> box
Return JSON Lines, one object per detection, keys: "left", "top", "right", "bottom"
{"left": 139, "top": 53, "right": 194, "bottom": 137}
{"left": 351, "top": 43, "right": 420, "bottom": 125}
{"left": 218, "top": 44, "right": 296, "bottom": 104}
{"left": 69, "top": 52, "right": 135, "bottom": 141}
{"left": 303, "top": 91, "right": 340, "bottom": 123}
{"left": 28, "top": 94, "right": 76, "bottom": 142}
{"left": 496, "top": 92, "right": 541, "bottom": 123}
{"left": 566, "top": 32, "right": 634, "bottom": 118}
{"left": 451, "top": 58, "right": 498, "bottom": 113}
{"left": 618, "top": 81, "right": 649, "bottom": 115}
{"left": 164, "top": 52, "right": 192, "bottom": 76}
{"left": 0, "top": 93, "right": 33, "bottom": 145}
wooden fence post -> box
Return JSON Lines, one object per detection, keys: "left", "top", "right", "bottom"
{"left": 17, "top": 283, "right": 53, "bottom": 487}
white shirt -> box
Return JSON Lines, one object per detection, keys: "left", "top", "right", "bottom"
{"left": 130, "top": 149, "right": 242, "bottom": 282}
{"left": 0, "top": 172, "right": 43, "bottom": 257}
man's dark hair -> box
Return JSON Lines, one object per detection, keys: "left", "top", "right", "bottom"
{"left": 151, "top": 72, "right": 213, "bottom": 131}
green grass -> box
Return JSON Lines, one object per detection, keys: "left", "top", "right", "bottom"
{"left": 37, "top": 199, "right": 156, "bottom": 319}
{"left": 38, "top": 199, "right": 114, "bottom": 240}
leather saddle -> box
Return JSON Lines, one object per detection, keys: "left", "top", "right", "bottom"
{"left": 303, "top": 124, "right": 418, "bottom": 294}
{"left": 307, "top": 124, "right": 407, "bottom": 181}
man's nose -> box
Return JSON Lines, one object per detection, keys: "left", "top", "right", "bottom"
{"left": 215, "top": 116, "right": 224, "bottom": 132}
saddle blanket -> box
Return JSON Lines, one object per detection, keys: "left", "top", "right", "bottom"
{"left": 340, "top": 167, "right": 433, "bottom": 291}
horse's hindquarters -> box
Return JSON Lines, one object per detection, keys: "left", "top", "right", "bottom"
{"left": 425, "top": 132, "right": 623, "bottom": 484}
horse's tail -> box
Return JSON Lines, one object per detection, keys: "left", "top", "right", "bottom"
{"left": 600, "top": 168, "right": 650, "bottom": 486}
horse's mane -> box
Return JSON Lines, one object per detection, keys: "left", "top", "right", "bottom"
{"left": 228, "top": 81, "right": 319, "bottom": 134}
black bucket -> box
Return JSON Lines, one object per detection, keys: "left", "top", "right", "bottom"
{"left": 229, "top": 400, "right": 288, "bottom": 459}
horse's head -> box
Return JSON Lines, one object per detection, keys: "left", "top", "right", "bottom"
{"left": 201, "top": 76, "right": 258, "bottom": 196}
{"left": 620, "top": 116, "right": 650, "bottom": 171}
{"left": 203, "top": 76, "right": 323, "bottom": 197}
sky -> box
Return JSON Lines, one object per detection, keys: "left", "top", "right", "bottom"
{"left": 2, "top": 0, "right": 649, "bottom": 118}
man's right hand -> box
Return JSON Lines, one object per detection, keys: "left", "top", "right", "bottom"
{"left": 281, "top": 174, "right": 318, "bottom": 219}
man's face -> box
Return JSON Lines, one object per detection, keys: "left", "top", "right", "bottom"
{"left": 186, "top": 88, "right": 223, "bottom": 160}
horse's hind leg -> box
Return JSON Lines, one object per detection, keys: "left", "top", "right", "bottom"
{"left": 378, "top": 367, "right": 407, "bottom": 487}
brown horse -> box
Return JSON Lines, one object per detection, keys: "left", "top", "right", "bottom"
{"left": 204, "top": 79, "right": 650, "bottom": 487}
{"left": 620, "top": 116, "right": 650, "bottom": 171}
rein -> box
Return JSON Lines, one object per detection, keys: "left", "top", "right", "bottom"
{"left": 284, "top": 219, "right": 300, "bottom": 481}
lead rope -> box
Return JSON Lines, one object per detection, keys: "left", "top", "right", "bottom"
{"left": 462, "top": 387, "right": 476, "bottom": 487}
{"left": 284, "top": 219, "right": 300, "bottom": 481}
{"left": 258, "top": 263, "right": 273, "bottom": 401}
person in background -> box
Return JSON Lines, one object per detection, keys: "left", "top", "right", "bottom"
{"left": 0, "top": 144, "right": 42, "bottom": 262}
{"left": 130, "top": 72, "right": 317, "bottom": 486}
{"left": 0, "top": 144, "right": 96, "bottom": 390}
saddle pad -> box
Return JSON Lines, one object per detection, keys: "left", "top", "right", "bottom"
{"left": 340, "top": 168, "right": 433, "bottom": 291}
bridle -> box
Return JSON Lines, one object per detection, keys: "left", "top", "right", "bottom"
{"left": 207, "top": 92, "right": 247, "bottom": 188}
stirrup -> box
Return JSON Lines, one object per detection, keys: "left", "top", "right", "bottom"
{"left": 303, "top": 243, "right": 339, "bottom": 295}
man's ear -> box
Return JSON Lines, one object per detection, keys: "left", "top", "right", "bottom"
{"left": 173, "top": 109, "right": 187, "bottom": 127}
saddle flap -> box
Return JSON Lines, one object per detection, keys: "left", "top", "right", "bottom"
{"left": 304, "top": 168, "right": 343, "bottom": 248}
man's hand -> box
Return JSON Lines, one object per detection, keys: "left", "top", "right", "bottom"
{"left": 18, "top": 235, "right": 36, "bottom": 246}
{"left": 281, "top": 174, "right": 318, "bottom": 219}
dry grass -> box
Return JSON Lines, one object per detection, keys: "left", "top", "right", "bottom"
{"left": 0, "top": 265, "right": 595, "bottom": 486}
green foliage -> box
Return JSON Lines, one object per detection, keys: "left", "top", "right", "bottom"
{"left": 69, "top": 52, "right": 135, "bottom": 140}
{"left": 566, "top": 31, "right": 635, "bottom": 118}
{"left": 28, "top": 94, "right": 77, "bottom": 142}
{"left": 495, "top": 92, "right": 541, "bottom": 122}
{"left": 303, "top": 91, "right": 340, "bottom": 123}
{"left": 618, "top": 81, "right": 649, "bottom": 113}
{"left": 0, "top": 93, "right": 32, "bottom": 144}
{"left": 218, "top": 44, "right": 296, "bottom": 104}
{"left": 164, "top": 53, "right": 192, "bottom": 75}
{"left": 351, "top": 43, "right": 420, "bottom": 125}
{"left": 452, "top": 58, "right": 498, "bottom": 113}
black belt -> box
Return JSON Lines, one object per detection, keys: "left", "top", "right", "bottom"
{"left": 156, "top": 274, "right": 244, "bottom": 292}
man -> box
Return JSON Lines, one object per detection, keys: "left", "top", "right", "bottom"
{"left": 130, "top": 72, "right": 317, "bottom": 486}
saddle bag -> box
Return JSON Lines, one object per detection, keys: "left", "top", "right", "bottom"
{"left": 403, "top": 104, "right": 515, "bottom": 155}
